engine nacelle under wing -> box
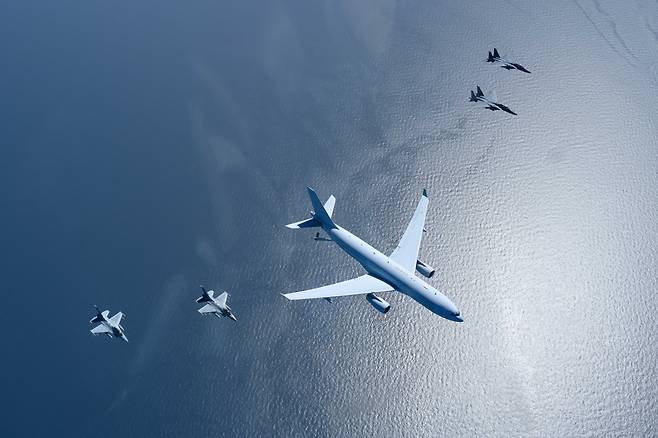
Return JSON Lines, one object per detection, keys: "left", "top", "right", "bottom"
{"left": 366, "top": 293, "right": 391, "bottom": 314}
{"left": 415, "top": 260, "right": 435, "bottom": 278}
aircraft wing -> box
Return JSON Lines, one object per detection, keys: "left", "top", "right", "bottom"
{"left": 283, "top": 274, "right": 393, "bottom": 300}
{"left": 108, "top": 312, "right": 124, "bottom": 326}
{"left": 215, "top": 292, "right": 228, "bottom": 307}
{"left": 90, "top": 324, "right": 111, "bottom": 335}
{"left": 198, "top": 304, "right": 217, "bottom": 314}
{"left": 389, "top": 190, "right": 429, "bottom": 272}
{"left": 487, "top": 90, "right": 498, "bottom": 103}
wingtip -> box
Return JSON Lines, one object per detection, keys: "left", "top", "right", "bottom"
{"left": 280, "top": 292, "right": 291, "bottom": 300}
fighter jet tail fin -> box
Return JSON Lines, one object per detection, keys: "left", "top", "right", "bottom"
{"left": 476, "top": 86, "right": 484, "bottom": 97}
{"left": 487, "top": 51, "right": 494, "bottom": 62}
{"left": 470, "top": 90, "right": 478, "bottom": 102}
{"left": 196, "top": 287, "right": 215, "bottom": 303}
{"left": 493, "top": 48, "right": 500, "bottom": 58}
{"left": 90, "top": 306, "right": 105, "bottom": 324}
{"left": 286, "top": 191, "right": 336, "bottom": 229}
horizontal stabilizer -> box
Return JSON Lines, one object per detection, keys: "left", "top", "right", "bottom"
{"left": 286, "top": 192, "right": 336, "bottom": 229}
{"left": 286, "top": 217, "right": 321, "bottom": 229}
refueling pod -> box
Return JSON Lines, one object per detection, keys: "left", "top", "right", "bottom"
{"left": 415, "top": 260, "right": 435, "bottom": 278}
{"left": 366, "top": 293, "right": 391, "bottom": 314}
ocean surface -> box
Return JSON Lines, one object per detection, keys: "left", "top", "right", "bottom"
{"left": 1, "top": 0, "right": 657, "bottom": 436}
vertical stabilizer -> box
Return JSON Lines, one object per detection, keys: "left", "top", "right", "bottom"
{"left": 307, "top": 187, "right": 336, "bottom": 228}
{"left": 493, "top": 48, "right": 500, "bottom": 58}
{"left": 286, "top": 193, "right": 336, "bottom": 229}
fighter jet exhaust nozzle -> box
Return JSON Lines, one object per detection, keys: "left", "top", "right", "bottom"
{"left": 366, "top": 293, "right": 391, "bottom": 314}
{"left": 415, "top": 260, "right": 435, "bottom": 278}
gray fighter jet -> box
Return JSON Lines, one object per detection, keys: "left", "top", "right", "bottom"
{"left": 469, "top": 86, "right": 517, "bottom": 115}
{"left": 486, "top": 48, "right": 531, "bottom": 73}
{"left": 196, "top": 286, "right": 237, "bottom": 321}
{"left": 89, "top": 306, "right": 128, "bottom": 342}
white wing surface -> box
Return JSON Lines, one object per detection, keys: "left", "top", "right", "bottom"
{"left": 389, "top": 190, "right": 429, "bottom": 272}
{"left": 283, "top": 274, "right": 393, "bottom": 300}
{"left": 108, "top": 312, "right": 123, "bottom": 326}
{"left": 487, "top": 90, "right": 498, "bottom": 103}
{"left": 91, "top": 324, "right": 111, "bottom": 334}
{"left": 215, "top": 292, "right": 228, "bottom": 308}
{"left": 198, "top": 304, "right": 217, "bottom": 314}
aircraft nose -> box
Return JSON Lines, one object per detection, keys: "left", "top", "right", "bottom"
{"left": 448, "top": 305, "right": 463, "bottom": 322}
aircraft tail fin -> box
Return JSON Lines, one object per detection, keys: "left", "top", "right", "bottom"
{"left": 196, "top": 286, "right": 215, "bottom": 303}
{"left": 493, "top": 48, "right": 500, "bottom": 58}
{"left": 306, "top": 187, "right": 336, "bottom": 228}
{"left": 487, "top": 51, "right": 494, "bottom": 62}
{"left": 470, "top": 90, "right": 478, "bottom": 102}
{"left": 476, "top": 86, "right": 484, "bottom": 97}
{"left": 90, "top": 305, "right": 105, "bottom": 324}
{"left": 286, "top": 190, "right": 336, "bottom": 229}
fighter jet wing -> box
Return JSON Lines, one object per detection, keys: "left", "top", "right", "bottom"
{"left": 282, "top": 274, "right": 393, "bottom": 300}
{"left": 389, "top": 190, "right": 429, "bottom": 272}
{"left": 487, "top": 90, "right": 498, "bottom": 103}
{"left": 198, "top": 304, "right": 217, "bottom": 314}
{"left": 215, "top": 292, "right": 228, "bottom": 308}
{"left": 108, "top": 312, "right": 124, "bottom": 326}
{"left": 90, "top": 324, "right": 111, "bottom": 334}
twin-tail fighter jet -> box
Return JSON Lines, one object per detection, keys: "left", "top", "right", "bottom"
{"left": 89, "top": 306, "right": 128, "bottom": 342}
{"left": 486, "top": 48, "right": 531, "bottom": 73}
{"left": 282, "top": 188, "right": 462, "bottom": 322}
{"left": 469, "top": 86, "right": 517, "bottom": 115}
{"left": 196, "top": 286, "right": 237, "bottom": 321}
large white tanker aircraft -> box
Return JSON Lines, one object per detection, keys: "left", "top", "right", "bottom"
{"left": 283, "top": 188, "right": 462, "bottom": 322}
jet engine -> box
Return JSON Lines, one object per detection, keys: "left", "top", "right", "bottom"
{"left": 366, "top": 293, "right": 391, "bottom": 314}
{"left": 415, "top": 260, "right": 435, "bottom": 278}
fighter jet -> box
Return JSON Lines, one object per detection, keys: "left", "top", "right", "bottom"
{"left": 282, "top": 188, "right": 463, "bottom": 322}
{"left": 196, "top": 286, "right": 237, "bottom": 321}
{"left": 469, "top": 86, "right": 517, "bottom": 115}
{"left": 89, "top": 306, "right": 128, "bottom": 342}
{"left": 486, "top": 48, "right": 531, "bottom": 73}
